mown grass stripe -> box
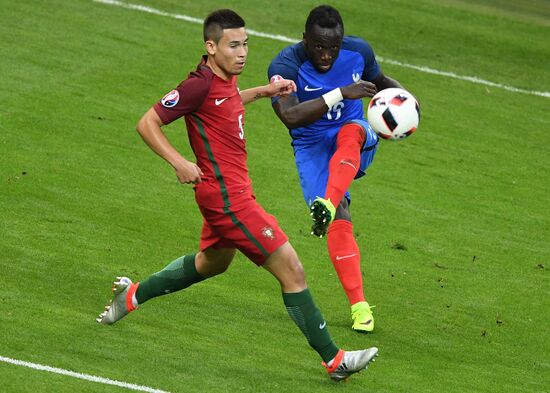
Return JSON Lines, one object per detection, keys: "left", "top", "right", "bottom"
{"left": 93, "top": 0, "right": 550, "bottom": 98}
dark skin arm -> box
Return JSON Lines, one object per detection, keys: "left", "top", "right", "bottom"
{"left": 371, "top": 71, "right": 403, "bottom": 91}
{"left": 272, "top": 70, "right": 402, "bottom": 129}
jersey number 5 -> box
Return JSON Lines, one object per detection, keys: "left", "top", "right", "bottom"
{"left": 326, "top": 102, "right": 344, "bottom": 121}
{"left": 238, "top": 114, "right": 244, "bottom": 139}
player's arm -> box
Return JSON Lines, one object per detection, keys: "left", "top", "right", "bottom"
{"left": 240, "top": 79, "right": 296, "bottom": 105}
{"left": 370, "top": 71, "right": 404, "bottom": 91}
{"left": 136, "top": 108, "right": 203, "bottom": 184}
{"left": 273, "top": 81, "right": 377, "bottom": 129}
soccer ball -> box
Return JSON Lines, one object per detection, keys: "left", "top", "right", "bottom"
{"left": 367, "top": 88, "right": 420, "bottom": 140}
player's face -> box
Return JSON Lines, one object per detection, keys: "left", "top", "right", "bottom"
{"left": 210, "top": 28, "right": 248, "bottom": 78}
{"left": 303, "top": 24, "right": 343, "bottom": 73}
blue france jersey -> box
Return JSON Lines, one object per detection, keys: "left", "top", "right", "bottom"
{"left": 268, "top": 36, "right": 381, "bottom": 148}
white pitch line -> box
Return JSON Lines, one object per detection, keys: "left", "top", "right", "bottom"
{"left": 377, "top": 57, "right": 550, "bottom": 98}
{"left": 0, "top": 355, "right": 171, "bottom": 393}
{"left": 94, "top": 0, "right": 549, "bottom": 98}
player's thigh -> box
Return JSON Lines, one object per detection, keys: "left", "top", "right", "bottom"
{"left": 201, "top": 200, "right": 289, "bottom": 266}
{"left": 230, "top": 201, "right": 289, "bottom": 265}
{"left": 295, "top": 146, "right": 333, "bottom": 206}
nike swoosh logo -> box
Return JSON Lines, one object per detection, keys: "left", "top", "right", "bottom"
{"left": 319, "top": 321, "right": 327, "bottom": 329}
{"left": 336, "top": 253, "right": 357, "bottom": 261}
{"left": 340, "top": 160, "right": 357, "bottom": 171}
{"left": 215, "top": 98, "right": 229, "bottom": 105}
{"left": 304, "top": 85, "right": 322, "bottom": 91}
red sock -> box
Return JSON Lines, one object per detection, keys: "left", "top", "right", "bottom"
{"left": 327, "top": 220, "right": 365, "bottom": 305}
{"left": 325, "top": 123, "right": 365, "bottom": 205}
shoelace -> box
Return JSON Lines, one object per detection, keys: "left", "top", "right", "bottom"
{"left": 352, "top": 305, "right": 376, "bottom": 319}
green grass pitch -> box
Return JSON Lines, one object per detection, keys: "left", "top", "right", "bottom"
{"left": 0, "top": 0, "right": 548, "bottom": 392}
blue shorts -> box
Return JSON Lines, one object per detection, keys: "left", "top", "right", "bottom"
{"left": 294, "top": 119, "right": 378, "bottom": 207}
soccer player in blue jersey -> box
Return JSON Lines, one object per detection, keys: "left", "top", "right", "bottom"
{"left": 268, "top": 5, "right": 407, "bottom": 333}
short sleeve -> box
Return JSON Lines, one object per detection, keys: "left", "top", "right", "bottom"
{"left": 267, "top": 44, "right": 303, "bottom": 104}
{"left": 268, "top": 58, "right": 299, "bottom": 83}
{"left": 153, "top": 73, "right": 211, "bottom": 125}
{"left": 343, "top": 36, "right": 381, "bottom": 82}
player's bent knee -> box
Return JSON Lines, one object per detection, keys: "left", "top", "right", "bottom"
{"left": 287, "top": 258, "right": 306, "bottom": 283}
{"left": 281, "top": 251, "right": 307, "bottom": 290}
{"left": 263, "top": 243, "right": 307, "bottom": 291}
{"left": 340, "top": 121, "right": 366, "bottom": 144}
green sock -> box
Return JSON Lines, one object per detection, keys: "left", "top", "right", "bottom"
{"left": 283, "top": 289, "right": 340, "bottom": 363}
{"left": 135, "top": 254, "right": 204, "bottom": 304}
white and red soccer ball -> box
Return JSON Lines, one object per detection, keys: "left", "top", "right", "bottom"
{"left": 367, "top": 88, "right": 420, "bottom": 140}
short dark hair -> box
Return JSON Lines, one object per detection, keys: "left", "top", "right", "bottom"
{"left": 305, "top": 5, "right": 344, "bottom": 34}
{"left": 203, "top": 9, "right": 245, "bottom": 43}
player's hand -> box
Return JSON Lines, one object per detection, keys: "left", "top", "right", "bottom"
{"left": 341, "top": 80, "right": 378, "bottom": 99}
{"left": 267, "top": 75, "right": 297, "bottom": 98}
{"left": 174, "top": 159, "right": 203, "bottom": 184}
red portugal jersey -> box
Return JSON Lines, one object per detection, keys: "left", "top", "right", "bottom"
{"left": 153, "top": 56, "right": 251, "bottom": 208}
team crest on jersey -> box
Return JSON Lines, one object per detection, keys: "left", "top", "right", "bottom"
{"left": 161, "top": 90, "right": 179, "bottom": 108}
{"left": 352, "top": 72, "right": 361, "bottom": 82}
{"left": 261, "top": 226, "right": 275, "bottom": 240}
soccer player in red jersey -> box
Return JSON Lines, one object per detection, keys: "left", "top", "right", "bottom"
{"left": 96, "top": 9, "right": 377, "bottom": 381}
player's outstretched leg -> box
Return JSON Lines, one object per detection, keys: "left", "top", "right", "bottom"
{"left": 283, "top": 288, "right": 379, "bottom": 381}
{"left": 326, "top": 219, "right": 374, "bottom": 332}
{"left": 97, "top": 254, "right": 206, "bottom": 325}
{"left": 310, "top": 197, "right": 336, "bottom": 237}
{"left": 97, "top": 276, "right": 138, "bottom": 325}
{"left": 351, "top": 301, "right": 375, "bottom": 333}
{"left": 323, "top": 347, "right": 379, "bottom": 381}
{"left": 265, "top": 243, "right": 379, "bottom": 381}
